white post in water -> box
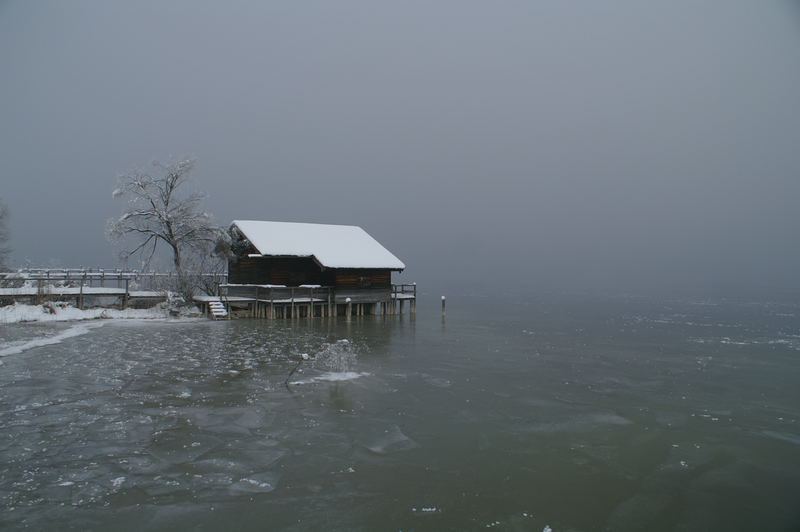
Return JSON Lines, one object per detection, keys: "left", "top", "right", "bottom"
{"left": 441, "top": 295, "right": 446, "bottom": 316}
{"left": 78, "top": 276, "right": 84, "bottom": 310}
{"left": 346, "top": 297, "right": 352, "bottom": 319}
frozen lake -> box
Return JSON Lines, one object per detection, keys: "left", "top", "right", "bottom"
{"left": 1, "top": 293, "right": 799, "bottom": 530}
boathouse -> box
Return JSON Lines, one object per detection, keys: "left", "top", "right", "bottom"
{"left": 218, "top": 220, "right": 415, "bottom": 318}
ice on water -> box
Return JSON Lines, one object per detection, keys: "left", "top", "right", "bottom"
{"left": 2, "top": 295, "right": 800, "bottom": 530}
{"left": 0, "top": 321, "right": 106, "bottom": 357}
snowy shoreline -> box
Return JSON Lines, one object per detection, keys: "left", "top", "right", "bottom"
{"left": 0, "top": 302, "right": 199, "bottom": 325}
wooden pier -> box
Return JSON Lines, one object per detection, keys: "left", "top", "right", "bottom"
{"left": 1, "top": 268, "right": 416, "bottom": 320}
{"left": 0, "top": 269, "right": 222, "bottom": 309}
{"left": 195, "top": 283, "right": 417, "bottom": 319}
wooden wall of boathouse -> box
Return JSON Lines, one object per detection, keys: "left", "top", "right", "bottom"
{"left": 229, "top": 256, "right": 393, "bottom": 290}
{"left": 228, "top": 256, "right": 326, "bottom": 285}
{"left": 333, "top": 269, "right": 390, "bottom": 289}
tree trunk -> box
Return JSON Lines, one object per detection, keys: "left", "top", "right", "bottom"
{"left": 170, "top": 241, "right": 189, "bottom": 300}
{"left": 172, "top": 244, "right": 183, "bottom": 276}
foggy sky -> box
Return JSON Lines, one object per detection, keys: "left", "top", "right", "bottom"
{"left": 1, "top": 1, "right": 799, "bottom": 295}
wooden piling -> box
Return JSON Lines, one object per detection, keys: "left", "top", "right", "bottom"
{"left": 122, "top": 279, "right": 129, "bottom": 309}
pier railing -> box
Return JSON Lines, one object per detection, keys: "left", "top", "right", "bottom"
{"left": 220, "top": 284, "right": 333, "bottom": 303}
{"left": 392, "top": 283, "right": 417, "bottom": 297}
{"left": 0, "top": 268, "right": 228, "bottom": 291}
{"left": 223, "top": 283, "right": 416, "bottom": 301}
{"left": 2, "top": 270, "right": 414, "bottom": 301}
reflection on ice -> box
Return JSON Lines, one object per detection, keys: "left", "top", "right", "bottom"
{"left": 527, "top": 413, "right": 633, "bottom": 434}
{"left": 761, "top": 430, "right": 800, "bottom": 446}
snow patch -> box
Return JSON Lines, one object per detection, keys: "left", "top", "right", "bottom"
{"left": 0, "top": 302, "right": 173, "bottom": 324}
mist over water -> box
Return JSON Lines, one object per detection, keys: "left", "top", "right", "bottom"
{"left": 1, "top": 1, "right": 800, "bottom": 296}
{"left": 1, "top": 291, "right": 799, "bottom": 530}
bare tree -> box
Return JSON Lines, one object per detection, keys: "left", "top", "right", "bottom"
{"left": 0, "top": 199, "right": 10, "bottom": 271}
{"left": 107, "top": 158, "right": 225, "bottom": 302}
{"left": 184, "top": 245, "right": 230, "bottom": 297}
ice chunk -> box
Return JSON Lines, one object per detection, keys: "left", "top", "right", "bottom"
{"left": 315, "top": 371, "right": 367, "bottom": 382}
{"left": 293, "top": 371, "right": 369, "bottom": 384}
{"left": 229, "top": 472, "right": 278, "bottom": 494}
{"left": 412, "top": 506, "right": 442, "bottom": 516}
{"left": 364, "top": 425, "right": 418, "bottom": 455}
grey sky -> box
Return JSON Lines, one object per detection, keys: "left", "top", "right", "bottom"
{"left": 1, "top": 1, "right": 799, "bottom": 294}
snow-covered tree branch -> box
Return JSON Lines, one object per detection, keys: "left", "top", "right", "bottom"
{"left": 107, "top": 158, "right": 229, "bottom": 302}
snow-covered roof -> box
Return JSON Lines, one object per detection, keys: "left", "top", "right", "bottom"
{"left": 231, "top": 220, "right": 405, "bottom": 270}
